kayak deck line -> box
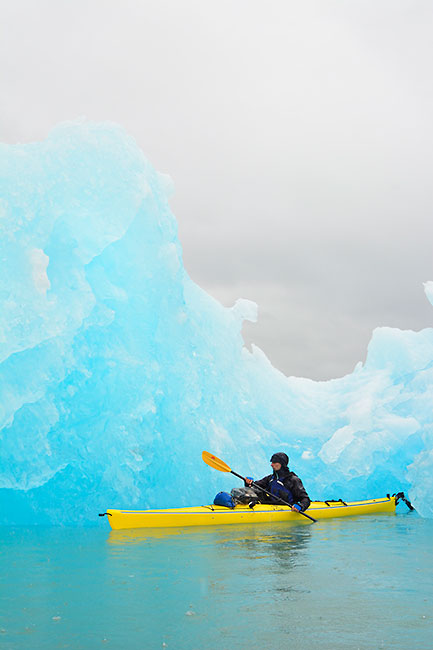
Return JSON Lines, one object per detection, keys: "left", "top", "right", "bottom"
{"left": 309, "top": 498, "right": 392, "bottom": 511}
{"left": 116, "top": 498, "right": 392, "bottom": 516}
{"left": 103, "top": 496, "right": 397, "bottom": 530}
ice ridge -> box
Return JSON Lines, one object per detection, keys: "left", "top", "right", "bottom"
{"left": 1, "top": 122, "right": 432, "bottom": 524}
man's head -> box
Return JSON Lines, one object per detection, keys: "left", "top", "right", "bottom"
{"left": 270, "top": 452, "right": 289, "bottom": 471}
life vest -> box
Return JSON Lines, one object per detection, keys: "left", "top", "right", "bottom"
{"left": 269, "top": 473, "right": 294, "bottom": 504}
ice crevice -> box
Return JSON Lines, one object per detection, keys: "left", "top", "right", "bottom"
{"left": 0, "top": 121, "right": 432, "bottom": 524}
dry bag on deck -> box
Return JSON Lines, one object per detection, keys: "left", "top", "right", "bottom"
{"left": 213, "top": 492, "right": 235, "bottom": 508}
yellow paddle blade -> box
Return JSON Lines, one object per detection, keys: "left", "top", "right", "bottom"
{"left": 202, "top": 451, "right": 232, "bottom": 473}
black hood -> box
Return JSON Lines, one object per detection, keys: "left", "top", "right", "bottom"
{"left": 270, "top": 452, "right": 289, "bottom": 467}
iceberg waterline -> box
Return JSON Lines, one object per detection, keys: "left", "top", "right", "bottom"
{"left": 0, "top": 122, "right": 432, "bottom": 524}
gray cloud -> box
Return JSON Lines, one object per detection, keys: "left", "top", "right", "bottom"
{"left": 1, "top": 0, "right": 432, "bottom": 379}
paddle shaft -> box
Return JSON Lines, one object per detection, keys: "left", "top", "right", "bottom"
{"left": 230, "top": 470, "right": 317, "bottom": 523}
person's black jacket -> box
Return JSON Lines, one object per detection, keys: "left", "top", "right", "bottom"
{"left": 253, "top": 467, "right": 311, "bottom": 511}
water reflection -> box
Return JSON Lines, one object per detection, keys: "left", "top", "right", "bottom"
{"left": 107, "top": 520, "right": 312, "bottom": 552}
{"left": 106, "top": 521, "right": 314, "bottom": 599}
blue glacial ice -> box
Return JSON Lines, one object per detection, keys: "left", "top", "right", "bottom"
{"left": 1, "top": 121, "right": 433, "bottom": 525}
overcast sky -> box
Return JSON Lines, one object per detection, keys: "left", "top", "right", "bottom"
{"left": 2, "top": 0, "right": 432, "bottom": 379}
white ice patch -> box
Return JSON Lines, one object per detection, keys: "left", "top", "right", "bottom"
{"left": 231, "top": 298, "right": 258, "bottom": 323}
{"left": 424, "top": 281, "right": 433, "bottom": 307}
{"left": 319, "top": 426, "right": 355, "bottom": 464}
{"left": 29, "top": 248, "right": 50, "bottom": 294}
{"left": 157, "top": 172, "right": 175, "bottom": 198}
{"left": 158, "top": 242, "right": 180, "bottom": 276}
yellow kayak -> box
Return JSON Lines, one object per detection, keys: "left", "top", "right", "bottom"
{"left": 102, "top": 495, "right": 396, "bottom": 530}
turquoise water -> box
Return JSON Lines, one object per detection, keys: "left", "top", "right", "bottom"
{"left": 1, "top": 513, "right": 432, "bottom": 649}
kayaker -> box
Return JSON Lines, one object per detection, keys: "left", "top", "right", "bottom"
{"left": 245, "top": 452, "right": 311, "bottom": 512}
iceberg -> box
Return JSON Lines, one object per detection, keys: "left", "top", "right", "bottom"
{"left": 1, "top": 121, "right": 432, "bottom": 525}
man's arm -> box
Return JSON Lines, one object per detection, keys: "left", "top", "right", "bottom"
{"left": 245, "top": 474, "right": 271, "bottom": 489}
{"left": 290, "top": 474, "right": 311, "bottom": 511}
